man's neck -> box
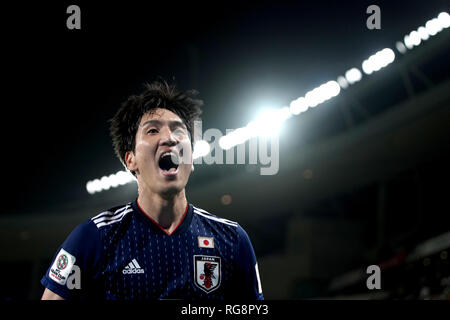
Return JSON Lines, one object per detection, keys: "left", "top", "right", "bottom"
{"left": 137, "top": 189, "right": 188, "bottom": 235}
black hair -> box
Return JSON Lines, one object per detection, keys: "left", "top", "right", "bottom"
{"left": 109, "top": 79, "right": 203, "bottom": 174}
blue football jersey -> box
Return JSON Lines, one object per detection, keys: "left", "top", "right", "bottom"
{"left": 41, "top": 200, "right": 264, "bottom": 300}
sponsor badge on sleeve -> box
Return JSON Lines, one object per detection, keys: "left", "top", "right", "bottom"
{"left": 49, "top": 248, "right": 77, "bottom": 285}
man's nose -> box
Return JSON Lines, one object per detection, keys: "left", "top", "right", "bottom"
{"left": 159, "top": 126, "right": 177, "bottom": 146}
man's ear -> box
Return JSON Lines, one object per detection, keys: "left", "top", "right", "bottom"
{"left": 125, "top": 151, "right": 138, "bottom": 173}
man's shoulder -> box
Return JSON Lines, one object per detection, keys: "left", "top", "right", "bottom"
{"left": 191, "top": 204, "right": 253, "bottom": 247}
{"left": 89, "top": 202, "right": 134, "bottom": 229}
{"left": 191, "top": 204, "right": 240, "bottom": 228}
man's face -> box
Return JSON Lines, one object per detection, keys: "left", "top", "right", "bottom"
{"left": 126, "top": 108, "right": 193, "bottom": 197}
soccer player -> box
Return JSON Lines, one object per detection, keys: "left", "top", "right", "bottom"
{"left": 41, "top": 80, "right": 264, "bottom": 300}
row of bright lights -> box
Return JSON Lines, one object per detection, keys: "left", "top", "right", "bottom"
{"left": 361, "top": 48, "right": 396, "bottom": 75}
{"left": 400, "top": 12, "right": 450, "bottom": 52}
{"left": 86, "top": 11, "right": 449, "bottom": 194}
{"left": 86, "top": 171, "right": 136, "bottom": 194}
{"left": 217, "top": 81, "right": 341, "bottom": 150}
{"left": 215, "top": 11, "right": 449, "bottom": 152}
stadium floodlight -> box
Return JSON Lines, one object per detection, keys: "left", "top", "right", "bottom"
{"left": 345, "top": 68, "right": 362, "bottom": 84}
{"left": 403, "top": 35, "right": 414, "bottom": 50}
{"left": 362, "top": 59, "right": 373, "bottom": 75}
{"left": 218, "top": 106, "right": 291, "bottom": 151}
{"left": 86, "top": 170, "right": 136, "bottom": 194}
{"left": 248, "top": 108, "right": 291, "bottom": 137}
{"left": 396, "top": 41, "right": 407, "bottom": 54}
{"left": 220, "top": 127, "right": 251, "bottom": 150}
{"left": 409, "top": 30, "right": 422, "bottom": 46}
{"left": 417, "top": 26, "right": 430, "bottom": 41}
{"left": 218, "top": 135, "right": 233, "bottom": 150}
{"left": 218, "top": 127, "right": 252, "bottom": 150}
{"left": 100, "top": 176, "right": 111, "bottom": 191}
{"left": 425, "top": 18, "right": 441, "bottom": 36}
{"left": 86, "top": 179, "right": 99, "bottom": 194}
{"left": 192, "top": 140, "right": 210, "bottom": 159}
{"left": 329, "top": 80, "right": 341, "bottom": 97}
{"left": 231, "top": 127, "right": 251, "bottom": 144}
{"left": 401, "top": 11, "right": 448, "bottom": 52}
{"left": 109, "top": 173, "right": 119, "bottom": 188}
{"left": 290, "top": 97, "right": 308, "bottom": 115}
{"left": 239, "top": 126, "right": 254, "bottom": 142}
{"left": 362, "top": 48, "right": 395, "bottom": 75}
{"left": 304, "top": 80, "right": 340, "bottom": 108}
{"left": 337, "top": 76, "right": 349, "bottom": 89}
{"left": 304, "top": 88, "right": 319, "bottom": 108}
{"left": 116, "top": 171, "right": 132, "bottom": 186}
{"left": 323, "top": 80, "right": 341, "bottom": 98}
{"left": 438, "top": 12, "right": 450, "bottom": 28}
{"left": 279, "top": 106, "right": 292, "bottom": 122}
{"left": 86, "top": 180, "right": 98, "bottom": 194}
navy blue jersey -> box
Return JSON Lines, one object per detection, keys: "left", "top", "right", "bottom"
{"left": 41, "top": 200, "right": 264, "bottom": 300}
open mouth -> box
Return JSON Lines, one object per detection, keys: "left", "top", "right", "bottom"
{"left": 158, "top": 152, "right": 179, "bottom": 176}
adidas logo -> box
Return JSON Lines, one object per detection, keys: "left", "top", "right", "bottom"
{"left": 122, "top": 259, "right": 145, "bottom": 274}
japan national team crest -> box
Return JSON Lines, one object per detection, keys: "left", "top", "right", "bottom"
{"left": 193, "top": 255, "right": 221, "bottom": 293}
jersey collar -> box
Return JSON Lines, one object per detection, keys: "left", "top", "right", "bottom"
{"left": 131, "top": 199, "right": 193, "bottom": 236}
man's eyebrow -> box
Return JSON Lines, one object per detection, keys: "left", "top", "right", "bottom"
{"left": 141, "top": 119, "right": 162, "bottom": 127}
{"left": 141, "top": 119, "right": 186, "bottom": 128}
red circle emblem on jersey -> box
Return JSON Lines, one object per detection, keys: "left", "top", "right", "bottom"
{"left": 57, "top": 254, "right": 68, "bottom": 270}
{"left": 203, "top": 240, "right": 209, "bottom": 246}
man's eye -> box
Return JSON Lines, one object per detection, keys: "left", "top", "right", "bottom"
{"left": 147, "top": 129, "right": 158, "bottom": 134}
{"left": 173, "top": 128, "right": 187, "bottom": 137}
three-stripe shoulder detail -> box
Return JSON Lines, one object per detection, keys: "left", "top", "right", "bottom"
{"left": 193, "top": 206, "right": 238, "bottom": 227}
{"left": 91, "top": 204, "right": 133, "bottom": 228}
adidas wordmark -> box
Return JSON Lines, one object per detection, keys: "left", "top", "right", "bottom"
{"left": 122, "top": 259, "right": 145, "bottom": 274}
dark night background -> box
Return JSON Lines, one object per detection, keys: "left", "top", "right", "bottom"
{"left": 1, "top": 0, "right": 449, "bottom": 300}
